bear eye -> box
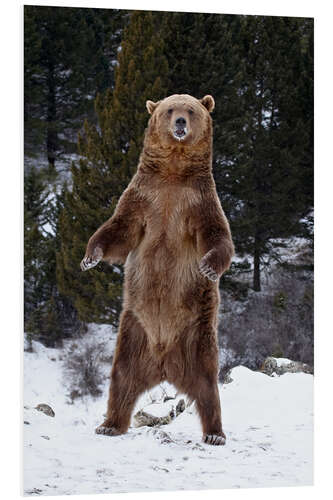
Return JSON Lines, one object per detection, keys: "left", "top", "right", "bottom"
{"left": 167, "top": 108, "right": 173, "bottom": 115}
{"left": 188, "top": 109, "right": 194, "bottom": 115}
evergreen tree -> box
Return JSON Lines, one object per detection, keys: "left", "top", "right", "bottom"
{"left": 297, "top": 18, "right": 314, "bottom": 211}
{"left": 161, "top": 14, "right": 243, "bottom": 169}
{"left": 57, "top": 10, "right": 168, "bottom": 326}
{"left": 24, "top": 10, "right": 44, "bottom": 158}
{"left": 24, "top": 167, "right": 50, "bottom": 321}
{"left": 160, "top": 12, "right": 243, "bottom": 181}
{"left": 218, "top": 16, "right": 313, "bottom": 291}
{"left": 160, "top": 13, "right": 313, "bottom": 292}
{"left": 24, "top": 6, "right": 127, "bottom": 170}
{"left": 25, "top": 168, "right": 84, "bottom": 347}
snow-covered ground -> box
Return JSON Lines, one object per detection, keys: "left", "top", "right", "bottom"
{"left": 23, "top": 326, "right": 313, "bottom": 496}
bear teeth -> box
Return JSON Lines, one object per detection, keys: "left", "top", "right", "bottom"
{"left": 173, "top": 128, "right": 187, "bottom": 140}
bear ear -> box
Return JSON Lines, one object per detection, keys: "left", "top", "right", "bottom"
{"left": 200, "top": 95, "right": 215, "bottom": 113}
{"left": 146, "top": 100, "right": 160, "bottom": 115}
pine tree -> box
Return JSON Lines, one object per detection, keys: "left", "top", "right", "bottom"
{"left": 57, "top": 10, "right": 169, "bottom": 326}
{"left": 219, "top": 16, "right": 313, "bottom": 291}
{"left": 160, "top": 12, "right": 243, "bottom": 178}
{"left": 24, "top": 167, "right": 54, "bottom": 319}
{"left": 24, "top": 167, "right": 84, "bottom": 346}
{"left": 296, "top": 18, "right": 314, "bottom": 211}
{"left": 24, "top": 6, "right": 127, "bottom": 170}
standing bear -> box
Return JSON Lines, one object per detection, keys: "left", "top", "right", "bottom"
{"left": 81, "top": 94, "right": 234, "bottom": 445}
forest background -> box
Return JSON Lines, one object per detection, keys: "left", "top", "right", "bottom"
{"left": 24, "top": 6, "right": 314, "bottom": 372}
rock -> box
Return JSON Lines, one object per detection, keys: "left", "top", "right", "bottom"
{"left": 223, "top": 369, "right": 234, "bottom": 384}
{"left": 261, "top": 357, "right": 279, "bottom": 376}
{"left": 133, "top": 398, "right": 186, "bottom": 428}
{"left": 133, "top": 410, "right": 172, "bottom": 427}
{"left": 260, "top": 357, "right": 313, "bottom": 376}
{"left": 176, "top": 398, "right": 185, "bottom": 416}
{"left": 35, "top": 403, "right": 55, "bottom": 417}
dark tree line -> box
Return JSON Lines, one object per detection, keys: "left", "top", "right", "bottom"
{"left": 24, "top": 8, "right": 313, "bottom": 367}
{"left": 24, "top": 6, "right": 128, "bottom": 169}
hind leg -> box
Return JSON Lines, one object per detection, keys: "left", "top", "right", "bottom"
{"left": 196, "top": 331, "right": 224, "bottom": 444}
{"left": 191, "top": 346, "right": 225, "bottom": 445}
{"left": 192, "top": 332, "right": 225, "bottom": 445}
{"left": 194, "top": 372, "right": 226, "bottom": 446}
{"left": 167, "top": 324, "right": 225, "bottom": 446}
{"left": 96, "top": 310, "right": 160, "bottom": 436}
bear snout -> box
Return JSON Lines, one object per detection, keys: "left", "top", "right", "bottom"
{"left": 175, "top": 117, "right": 186, "bottom": 128}
{"left": 173, "top": 116, "right": 188, "bottom": 140}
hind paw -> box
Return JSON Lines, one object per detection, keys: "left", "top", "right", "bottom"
{"left": 95, "top": 423, "right": 123, "bottom": 436}
{"left": 203, "top": 433, "right": 226, "bottom": 446}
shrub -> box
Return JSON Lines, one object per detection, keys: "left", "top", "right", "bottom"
{"left": 63, "top": 338, "right": 107, "bottom": 400}
{"left": 219, "top": 265, "right": 313, "bottom": 371}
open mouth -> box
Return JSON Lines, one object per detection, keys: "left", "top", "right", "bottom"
{"left": 173, "top": 128, "right": 187, "bottom": 140}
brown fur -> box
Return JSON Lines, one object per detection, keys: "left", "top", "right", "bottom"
{"left": 81, "top": 94, "right": 234, "bottom": 445}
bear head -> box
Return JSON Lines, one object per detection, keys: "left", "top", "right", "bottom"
{"left": 145, "top": 94, "right": 215, "bottom": 148}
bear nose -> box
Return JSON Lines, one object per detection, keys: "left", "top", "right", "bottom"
{"left": 175, "top": 117, "right": 186, "bottom": 128}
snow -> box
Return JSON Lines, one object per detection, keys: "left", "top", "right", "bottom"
{"left": 23, "top": 328, "right": 313, "bottom": 496}
{"left": 275, "top": 357, "right": 294, "bottom": 367}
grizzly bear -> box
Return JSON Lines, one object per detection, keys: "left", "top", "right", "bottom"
{"left": 81, "top": 94, "right": 234, "bottom": 445}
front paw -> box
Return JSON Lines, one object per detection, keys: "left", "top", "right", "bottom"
{"left": 199, "top": 251, "right": 220, "bottom": 282}
{"left": 80, "top": 246, "right": 103, "bottom": 271}
{"left": 199, "top": 261, "right": 219, "bottom": 281}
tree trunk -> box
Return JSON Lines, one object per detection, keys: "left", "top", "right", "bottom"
{"left": 46, "top": 61, "right": 57, "bottom": 170}
{"left": 253, "top": 75, "right": 264, "bottom": 293}
{"left": 253, "top": 232, "right": 261, "bottom": 292}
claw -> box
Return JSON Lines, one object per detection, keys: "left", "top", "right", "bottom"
{"left": 95, "top": 424, "right": 122, "bottom": 436}
{"left": 80, "top": 247, "right": 103, "bottom": 271}
{"left": 203, "top": 433, "right": 226, "bottom": 446}
{"left": 80, "top": 257, "right": 100, "bottom": 271}
{"left": 199, "top": 263, "right": 218, "bottom": 282}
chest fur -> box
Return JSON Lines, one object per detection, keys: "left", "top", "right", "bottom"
{"left": 145, "top": 183, "right": 198, "bottom": 237}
